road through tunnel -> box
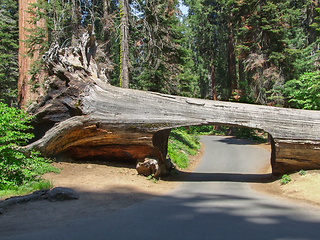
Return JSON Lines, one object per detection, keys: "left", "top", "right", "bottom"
{"left": 152, "top": 125, "right": 275, "bottom": 177}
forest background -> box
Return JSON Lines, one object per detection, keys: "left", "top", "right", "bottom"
{"left": 1, "top": 0, "right": 320, "bottom": 109}
{"left": 0, "top": 0, "right": 320, "bottom": 191}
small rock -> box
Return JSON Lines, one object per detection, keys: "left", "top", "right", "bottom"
{"left": 87, "top": 165, "right": 92, "bottom": 169}
{"left": 48, "top": 187, "right": 79, "bottom": 202}
{"left": 0, "top": 208, "right": 3, "bottom": 214}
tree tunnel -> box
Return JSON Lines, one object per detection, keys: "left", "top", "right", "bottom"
{"left": 23, "top": 38, "right": 320, "bottom": 177}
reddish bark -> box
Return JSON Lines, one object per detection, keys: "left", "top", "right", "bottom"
{"left": 18, "top": 0, "right": 45, "bottom": 108}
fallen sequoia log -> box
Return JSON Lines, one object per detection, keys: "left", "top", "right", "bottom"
{"left": 24, "top": 31, "right": 320, "bottom": 176}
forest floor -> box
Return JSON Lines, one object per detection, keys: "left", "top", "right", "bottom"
{"left": 1, "top": 139, "right": 320, "bottom": 235}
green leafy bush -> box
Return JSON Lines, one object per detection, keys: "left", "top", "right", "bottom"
{"left": 188, "top": 125, "right": 214, "bottom": 135}
{"left": 168, "top": 128, "right": 200, "bottom": 169}
{"left": 280, "top": 174, "right": 292, "bottom": 185}
{"left": 284, "top": 71, "right": 320, "bottom": 110}
{"left": 170, "top": 128, "right": 200, "bottom": 152}
{"left": 299, "top": 169, "right": 306, "bottom": 176}
{"left": 0, "top": 103, "right": 58, "bottom": 190}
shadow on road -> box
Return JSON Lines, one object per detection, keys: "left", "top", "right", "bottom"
{"left": 2, "top": 186, "right": 320, "bottom": 240}
{"left": 216, "top": 136, "right": 269, "bottom": 145}
{"left": 169, "top": 171, "right": 275, "bottom": 183}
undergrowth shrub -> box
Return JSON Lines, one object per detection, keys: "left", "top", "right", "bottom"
{"left": 0, "top": 102, "right": 58, "bottom": 190}
{"left": 284, "top": 71, "right": 320, "bottom": 110}
{"left": 280, "top": 174, "right": 292, "bottom": 185}
{"left": 168, "top": 128, "right": 200, "bottom": 169}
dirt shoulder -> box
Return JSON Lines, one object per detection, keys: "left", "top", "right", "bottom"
{"left": 0, "top": 145, "right": 204, "bottom": 236}
{"left": 251, "top": 143, "right": 320, "bottom": 208}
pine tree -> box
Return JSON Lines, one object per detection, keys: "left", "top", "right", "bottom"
{"left": 185, "top": 0, "right": 229, "bottom": 100}
{"left": 0, "top": 0, "right": 19, "bottom": 105}
{"left": 232, "top": 0, "right": 295, "bottom": 104}
{"left": 130, "top": 0, "right": 191, "bottom": 94}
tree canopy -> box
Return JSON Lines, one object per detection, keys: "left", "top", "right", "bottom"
{"left": 0, "top": 0, "right": 318, "bottom": 109}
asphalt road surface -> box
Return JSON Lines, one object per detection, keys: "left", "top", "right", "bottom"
{"left": 2, "top": 136, "right": 320, "bottom": 240}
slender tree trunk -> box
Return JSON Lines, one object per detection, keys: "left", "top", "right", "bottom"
{"left": 307, "top": 1, "right": 318, "bottom": 45}
{"left": 210, "top": 58, "right": 217, "bottom": 100}
{"left": 238, "top": 59, "right": 245, "bottom": 95}
{"left": 103, "top": 0, "right": 110, "bottom": 43}
{"left": 227, "top": 12, "right": 237, "bottom": 94}
{"left": 200, "top": 78, "right": 206, "bottom": 99}
{"left": 18, "top": 0, "right": 44, "bottom": 108}
{"left": 120, "top": 0, "right": 129, "bottom": 88}
{"left": 71, "top": 0, "right": 78, "bottom": 47}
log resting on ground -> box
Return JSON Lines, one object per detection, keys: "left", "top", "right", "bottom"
{"left": 25, "top": 32, "right": 320, "bottom": 176}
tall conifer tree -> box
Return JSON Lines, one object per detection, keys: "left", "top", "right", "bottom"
{"left": 0, "top": 0, "right": 19, "bottom": 105}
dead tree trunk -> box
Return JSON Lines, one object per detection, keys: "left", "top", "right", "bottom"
{"left": 25, "top": 32, "right": 320, "bottom": 177}
{"left": 120, "top": 0, "right": 129, "bottom": 88}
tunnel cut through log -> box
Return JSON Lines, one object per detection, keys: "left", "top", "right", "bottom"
{"left": 24, "top": 31, "right": 320, "bottom": 176}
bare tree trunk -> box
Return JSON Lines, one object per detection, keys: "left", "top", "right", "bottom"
{"left": 103, "top": 0, "right": 111, "bottom": 43}
{"left": 210, "top": 56, "right": 217, "bottom": 100}
{"left": 120, "top": 0, "right": 129, "bottom": 88}
{"left": 238, "top": 60, "right": 245, "bottom": 86}
{"left": 18, "top": 0, "right": 45, "bottom": 108}
{"left": 227, "top": 12, "right": 237, "bottom": 95}
{"left": 71, "top": 0, "right": 78, "bottom": 47}
{"left": 307, "top": 1, "right": 318, "bottom": 45}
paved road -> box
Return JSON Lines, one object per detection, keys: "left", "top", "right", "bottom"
{"left": 2, "top": 136, "right": 320, "bottom": 240}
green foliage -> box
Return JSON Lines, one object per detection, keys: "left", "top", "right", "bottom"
{"left": 284, "top": 71, "right": 320, "bottom": 110}
{"left": 146, "top": 173, "right": 159, "bottom": 183}
{"left": 0, "top": 0, "right": 18, "bottom": 105}
{"left": 129, "top": 0, "right": 197, "bottom": 95}
{"left": 168, "top": 128, "right": 200, "bottom": 169}
{"left": 299, "top": 169, "right": 306, "bottom": 176}
{"left": 211, "top": 126, "right": 228, "bottom": 136}
{"left": 188, "top": 125, "right": 214, "bottom": 135}
{"left": 210, "top": 125, "right": 268, "bottom": 143}
{"left": 0, "top": 180, "right": 53, "bottom": 199}
{"left": 0, "top": 103, "right": 59, "bottom": 190}
{"left": 233, "top": 128, "right": 268, "bottom": 143}
{"left": 185, "top": 0, "right": 229, "bottom": 99}
{"left": 167, "top": 143, "right": 189, "bottom": 169}
{"left": 170, "top": 128, "right": 200, "bottom": 152}
{"left": 280, "top": 174, "right": 292, "bottom": 185}
{"left": 234, "top": 127, "right": 255, "bottom": 139}
{"left": 146, "top": 174, "right": 155, "bottom": 180}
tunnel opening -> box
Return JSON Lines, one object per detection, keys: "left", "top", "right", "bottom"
{"left": 153, "top": 124, "right": 275, "bottom": 178}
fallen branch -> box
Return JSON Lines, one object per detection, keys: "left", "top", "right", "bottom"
{"left": 0, "top": 189, "right": 49, "bottom": 209}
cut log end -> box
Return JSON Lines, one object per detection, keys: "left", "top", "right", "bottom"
{"left": 273, "top": 141, "right": 320, "bottom": 175}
